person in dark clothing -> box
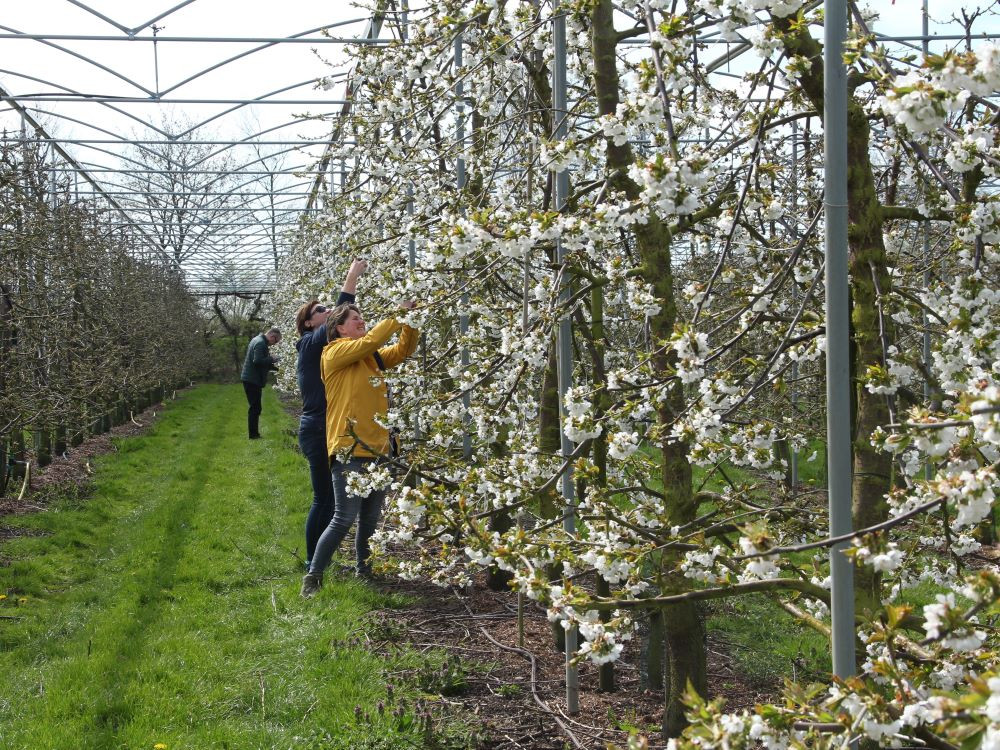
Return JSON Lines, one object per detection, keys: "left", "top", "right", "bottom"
{"left": 240, "top": 327, "right": 281, "bottom": 439}
{"left": 293, "top": 259, "right": 367, "bottom": 568}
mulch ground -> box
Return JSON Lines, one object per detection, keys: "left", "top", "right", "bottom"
{"left": 363, "top": 572, "right": 775, "bottom": 749}
{"left": 2, "top": 390, "right": 776, "bottom": 749}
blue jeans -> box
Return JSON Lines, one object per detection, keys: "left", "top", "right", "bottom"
{"left": 298, "top": 415, "right": 334, "bottom": 567}
{"left": 309, "top": 458, "right": 385, "bottom": 576}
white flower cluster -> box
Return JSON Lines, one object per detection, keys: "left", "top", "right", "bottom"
{"left": 608, "top": 430, "right": 640, "bottom": 460}
{"left": 923, "top": 592, "right": 986, "bottom": 652}
{"left": 738, "top": 537, "right": 780, "bottom": 581}
{"left": 345, "top": 464, "right": 395, "bottom": 499}
{"left": 925, "top": 274, "right": 1000, "bottom": 394}
{"left": 962, "top": 200, "right": 1000, "bottom": 245}
{"left": 681, "top": 545, "right": 724, "bottom": 583}
{"left": 853, "top": 541, "right": 904, "bottom": 573}
{"left": 863, "top": 346, "right": 916, "bottom": 396}
{"left": 937, "top": 467, "right": 997, "bottom": 530}
{"left": 972, "top": 386, "right": 1000, "bottom": 444}
{"left": 879, "top": 44, "right": 1000, "bottom": 138}
{"left": 545, "top": 586, "right": 633, "bottom": 665}
{"left": 562, "top": 386, "right": 603, "bottom": 443}
{"left": 670, "top": 328, "right": 710, "bottom": 384}
{"left": 628, "top": 153, "right": 715, "bottom": 219}
{"left": 944, "top": 125, "right": 997, "bottom": 174}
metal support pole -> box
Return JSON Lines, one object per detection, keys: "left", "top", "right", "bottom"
{"left": 401, "top": 2, "right": 422, "bottom": 443}
{"left": 456, "top": 31, "right": 472, "bottom": 461}
{"left": 552, "top": 6, "right": 579, "bottom": 715}
{"left": 403, "top": 1, "right": 416, "bottom": 270}
{"left": 824, "top": 0, "right": 856, "bottom": 681}
{"left": 790, "top": 120, "right": 799, "bottom": 492}
{"left": 921, "top": 0, "right": 933, "bottom": 481}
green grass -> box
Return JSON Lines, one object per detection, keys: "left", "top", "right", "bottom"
{"left": 706, "top": 594, "right": 831, "bottom": 688}
{"left": 0, "top": 384, "right": 437, "bottom": 750}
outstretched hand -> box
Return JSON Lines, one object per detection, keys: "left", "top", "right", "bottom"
{"left": 347, "top": 258, "right": 368, "bottom": 279}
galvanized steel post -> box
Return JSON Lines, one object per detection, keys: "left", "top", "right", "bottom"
{"left": 552, "top": 5, "right": 579, "bottom": 715}
{"left": 455, "top": 31, "right": 472, "bottom": 461}
{"left": 824, "top": 0, "right": 856, "bottom": 681}
{"left": 921, "top": 0, "right": 932, "bottom": 483}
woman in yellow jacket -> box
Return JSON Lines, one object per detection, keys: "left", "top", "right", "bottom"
{"left": 301, "top": 300, "right": 418, "bottom": 596}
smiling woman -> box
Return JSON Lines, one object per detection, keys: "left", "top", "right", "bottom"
{"left": 301, "top": 298, "right": 418, "bottom": 594}
{"left": 293, "top": 259, "right": 366, "bottom": 569}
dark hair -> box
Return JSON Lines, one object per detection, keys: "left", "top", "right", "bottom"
{"left": 326, "top": 303, "right": 360, "bottom": 341}
{"left": 295, "top": 300, "right": 321, "bottom": 336}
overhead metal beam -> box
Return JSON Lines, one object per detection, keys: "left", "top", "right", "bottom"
{"left": 7, "top": 96, "right": 353, "bottom": 105}
{"left": 0, "top": 33, "right": 393, "bottom": 43}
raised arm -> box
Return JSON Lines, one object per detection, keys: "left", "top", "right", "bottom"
{"left": 322, "top": 318, "right": 401, "bottom": 371}
{"left": 338, "top": 259, "right": 367, "bottom": 302}
{"left": 378, "top": 300, "right": 418, "bottom": 368}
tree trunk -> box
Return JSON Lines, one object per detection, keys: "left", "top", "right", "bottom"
{"left": 591, "top": 0, "right": 704, "bottom": 734}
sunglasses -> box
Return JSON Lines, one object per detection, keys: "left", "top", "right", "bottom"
{"left": 310, "top": 305, "right": 328, "bottom": 316}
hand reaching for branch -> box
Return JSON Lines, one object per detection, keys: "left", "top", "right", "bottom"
{"left": 347, "top": 258, "right": 368, "bottom": 281}
{"left": 342, "top": 258, "right": 368, "bottom": 295}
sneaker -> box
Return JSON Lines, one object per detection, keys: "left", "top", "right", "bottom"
{"left": 300, "top": 572, "right": 322, "bottom": 598}
{"left": 355, "top": 567, "right": 378, "bottom": 583}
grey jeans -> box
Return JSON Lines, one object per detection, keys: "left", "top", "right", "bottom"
{"left": 308, "top": 458, "right": 385, "bottom": 576}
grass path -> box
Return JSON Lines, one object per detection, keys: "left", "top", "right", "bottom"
{"left": 0, "top": 384, "right": 407, "bottom": 750}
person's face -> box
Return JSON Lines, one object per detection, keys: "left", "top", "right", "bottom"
{"left": 336, "top": 310, "right": 366, "bottom": 339}
{"left": 307, "top": 303, "right": 330, "bottom": 330}
{"left": 266, "top": 332, "right": 280, "bottom": 345}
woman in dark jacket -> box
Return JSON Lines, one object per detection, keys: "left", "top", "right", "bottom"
{"left": 293, "top": 259, "right": 366, "bottom": 569}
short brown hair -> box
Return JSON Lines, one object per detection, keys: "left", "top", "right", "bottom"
{"left": 295, "top": 300, "right": 321, "bottom": 336}
{"left": 326, "top": 303, "right": 360, "bottom": 341}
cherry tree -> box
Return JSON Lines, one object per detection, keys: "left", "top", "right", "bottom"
{"left": 270, "top": 1, "right": 1000, "bottom": 743}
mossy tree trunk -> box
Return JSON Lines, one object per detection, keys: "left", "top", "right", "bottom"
{"left": 591, "top": 0, "right": 704, "bottom": 735}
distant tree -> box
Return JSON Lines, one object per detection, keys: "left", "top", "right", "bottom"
{"left": 120, "top": 115, "right": 238, "bottom": 270}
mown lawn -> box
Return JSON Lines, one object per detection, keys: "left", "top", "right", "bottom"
{"left": 0, "top": 384, "right": 420, "bottom": 750}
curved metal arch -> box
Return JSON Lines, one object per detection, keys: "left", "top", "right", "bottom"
{"left": 0, "top": 3, "right": 393, "bottom": 293}
{"left": 0, "top": 70, "right": 169, "bottom": 137}
{"left": 64, "top": 0, "right": 203, "bottom": 37}
{"left": 190, "top": 141, "right": 310, "bottom": 176}
{"left": 160, "top": 20, "right": 366, "bottom": 98}
{"left": 0, "top": 24, "right": 154, "bottom": 97}
{"left": 173, "top": 79, "right": 345, "bottom": 142}
{"left": 10, "top": 101, "right": 341, "bottom": 191}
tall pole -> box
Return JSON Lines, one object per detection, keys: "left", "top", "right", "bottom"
{"left": 456, "top": 31, "right": 472, "bottom": 461}
{"left": 921, "top": 0, "right": 933, "bottom": 481}
{"left": 402, "top": 0, "right": 421, "bottom": 442}
{"left": 403, "top": 0, "right": 415, "bottom": 271}
{"left": 790, "top": 120, "right": 800, "bottom": 492}
{"left": 824, "top": 0, "right": 856, "bottom": 681}
{"left": 552, "top": 5, "right": 579, "bottom": 715}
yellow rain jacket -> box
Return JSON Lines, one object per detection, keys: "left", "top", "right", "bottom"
{"left": 321, "top": 317, "right": 419, "bottom": 459}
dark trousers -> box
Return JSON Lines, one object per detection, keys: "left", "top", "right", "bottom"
{"left": 242, "top": 381, "right": 263, "bottom": 438}
{"left": 298, "top": 415, "right": 335, "bottom": 566}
